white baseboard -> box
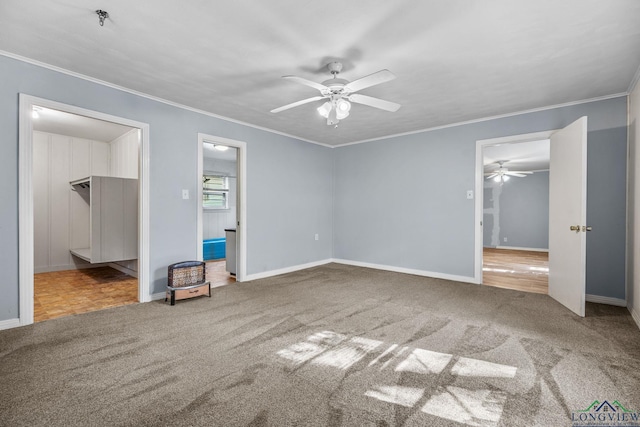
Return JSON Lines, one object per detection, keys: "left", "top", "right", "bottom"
{"left": 34, "top": 263, "right": 107, "bottom": 274}
{"left": 332, "top": 258, "right": 477, "bottom": 284}
{"left": 108, "top": 263, "right": 139, "bottom": 278}
{"left": 494, "top": 246, "right": 549, "bottom": 253}
{"left": 629, "top": 306, "right": 640, "bottom": 330}
{"left": 244, "top": 259, "right": 334, "bottom": 282}
{"left": 0, "top": 318, "right": 21, "bottom": 331}
{"left": 585, "top": 294, "right": 627, "bottom": 307}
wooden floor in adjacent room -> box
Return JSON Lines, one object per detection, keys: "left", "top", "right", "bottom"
{"left": 205, "top": 259, "right": 236, "bottom": 288}
{"left": 34, "top": 267, "right": 138, "bottom": 322}
{"left": 482, "top": 247, "right": 549, "bottom": 294}
{"left": 35, "top": 262, "right": 235, "bottom": 322}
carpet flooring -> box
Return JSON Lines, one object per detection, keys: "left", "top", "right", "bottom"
{"left": 1, "top": 263, "right": 639, "bottom": 426}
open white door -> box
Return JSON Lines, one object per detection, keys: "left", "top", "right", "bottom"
{"left": 548, "top": 116, "right": 588, "bottom": 316}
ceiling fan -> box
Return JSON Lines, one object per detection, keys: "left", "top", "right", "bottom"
{"left": 270, "top": 61, "right": 401, "bottom": 126}
{"left": 485, "top": 161, "right": 533, "bottom": 182}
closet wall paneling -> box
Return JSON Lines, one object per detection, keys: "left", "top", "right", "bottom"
{"left": 33, "top": 131, "right": 110, "bottom": 273}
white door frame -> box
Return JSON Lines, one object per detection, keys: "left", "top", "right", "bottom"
{"left": 197, "top": 133, "right": 247, "bottom": 282}
{"left": 18, "top": 94, "right": 151, "bottom": 326}
{"left": 474, "top": 130, "right": 555, "bottom": 284}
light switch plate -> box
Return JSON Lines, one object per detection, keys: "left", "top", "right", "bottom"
{"left": 466, "top": 190, "right": 474, "bottom": 199}
{"left": 182, "top": 189, "right": 189, "bottom": 199}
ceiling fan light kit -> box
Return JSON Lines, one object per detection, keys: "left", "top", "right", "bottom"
{"left": 485, "top": 160, "right": 533, "bottom": 184}
{"left": 271, "top": 61, "right": 401, "bottom": 126}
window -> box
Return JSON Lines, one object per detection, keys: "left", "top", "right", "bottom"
{"left": 203, "top": 175, "right": 229, "bottom": 209}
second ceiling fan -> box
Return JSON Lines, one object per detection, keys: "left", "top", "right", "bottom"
{"left": 485, "top": 160, "right": 533, "bottom": 183}
{"left": 271, "top": 61, "right": 401, "bottom": 126}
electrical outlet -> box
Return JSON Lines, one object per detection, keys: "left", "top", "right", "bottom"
{"left": 182, "top": 189, "right": 189, "bottom": 199}
{"left": 315, "top": 234, "right": 319, "bottom": 241}
{"left": 504, "top": 237, "right": 508, "bottom": 242}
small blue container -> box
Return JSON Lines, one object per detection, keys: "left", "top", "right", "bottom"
{"left": 203, "top": 238, "right": 226, "bottom": 260}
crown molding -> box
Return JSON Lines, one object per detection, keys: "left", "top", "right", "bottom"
{"left": 2, "top": 50, "right": 632, "bottom": 150}
{"left": 628, "top": 62, "right": 640, "bottom": 94}
{"left": 0, "top": 50, "right": 333, "bottom": 148}
{"left": 334, "top": 93, "right": 628, "bottom": 148}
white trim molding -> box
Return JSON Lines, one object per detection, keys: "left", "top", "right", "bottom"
{"left": 244, "top": 259, "right": 334, "bottom": 282}
{"left": 332, "top": 259, "right": 477, "bottom": 284}
{"left": 18, "top": 94, "right": 151, "bottom": 329}
{"left": 475, "top": 130, "right": 555, "bottom": 285}
{"left": 1, "top": 50, "right": 330, "bottom": 148}
{"left": 107, "top": 263, "right": 139, "bottom": 279}
{"left": 197, "top": 134, "right": 248, "bottom": 282}
{"left": 1, "top": 51, "right": 630, "bottom": 151}
{"left": 495, "top": 246, "right": 549, "bottom": 253}
{"left": 34, "top": 264, "right": 107, "bottom": 274}
{"left": 585, "top": 294, "right": 627, "bottom": 307}
{"left": 0, "top": 318, "right": 21, "bottom": 331}
{"left": 630, "top": 306, "right": 640, "bottom": 330}
{"left": 628, "top": 62, "right": 640, "bottom": 94}
{"left": 335, "top": 93, "right": 626, "bottom": 148}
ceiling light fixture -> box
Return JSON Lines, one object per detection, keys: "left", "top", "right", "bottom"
{"left": 317, "top": 98, "right": 351, "bottom": 121}
{"left": 32, "top": 106, "right": 42, "bottom": 119}
{"left": 272, "top": 61, "right": 400, "bottom": 127}
{"left": 493, "top": 174, "right": 510, "bottom": 184}
{"left": 96, "top": 10, "right": 109, "bottom": 27}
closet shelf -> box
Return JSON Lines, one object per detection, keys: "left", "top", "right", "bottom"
{"left": 68, "top": 175, "right": 138, "bottom": 264}
{"left": 70, "top": 248, "right": 91, "bottom": 262}
{"left": 70, "top": 177, "right": 91, "bottom": 189}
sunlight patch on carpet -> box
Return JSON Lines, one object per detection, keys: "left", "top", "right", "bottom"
{"left": 276, "top": 330, "right": 517, "bottom": 426}
{"left": 451, "top": 357, "right": 517, "bottom": 378}
{"left": 394, "top": 348, "right": 452, "bottom": 375}
{"left": 364, "top": 385, "right": 424, "bottom": 408}
{"left": 421, "top": 386, "right": 507, "bottom": 427}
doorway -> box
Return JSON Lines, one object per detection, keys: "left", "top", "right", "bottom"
{"left": 474, "top": 130, "right": 555, "bottom": 289}
{"left": 481, "top": 139, "right": 550, "bottom": 294}
{"left": 19, "top": 95, "right": 151, "bottom": 326}
{"left": 197, "top": 133, "right": 247, "bottom": 282}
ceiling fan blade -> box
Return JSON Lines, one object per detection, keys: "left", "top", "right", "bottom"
{"left": 282, "top": 75, "right": 328, "bottom": 92}
{"left": 344, "top": 69, "right": 396, "bottom": 93}
{"left": 486, "top": 173, "right": 498, "bottom": 179}
{"left": 507, "top": 170, "right": 533, "bottom": 175}
{"left": 506, "top": 173, "right": 528, "bottom": 177}
{"left": 348, "top": 94, "right": 401, "bottom": 112}
{"left": 270, "top": 96, "right": 325, "bottom": 113}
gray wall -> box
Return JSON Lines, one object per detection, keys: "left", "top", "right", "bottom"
{"left": 0, "top": 53, "right": 629, "bottom": 322}
{"left": 628, "top": 80, "right": 639, "bottom": 322}
{"left": 0, "top": 55, "right": 334, "bottom": 321}
{"left": 483, "top": 171, "right": 549, "bottom": 250}
{"left": 334, "top": 97, "right": 627, "bottom": 299}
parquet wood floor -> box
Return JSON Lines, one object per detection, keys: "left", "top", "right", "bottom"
{"left": 35, "top": 261, "right": 234, "bottom": 321}
{"left": 34, "top": 267, "right": 138, "bottom": 322}
{"left": 206, "top": 259, "right": 236, "bottom": 288}
{"left": 482, "top": 248, "right": 549, "bottom": 294}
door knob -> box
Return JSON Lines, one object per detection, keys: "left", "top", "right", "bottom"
{"left": 569, "top": 225, "right": 580, "bottom": 232}
{"left": 582, "top": 226, "right": 592, "bottom": 232}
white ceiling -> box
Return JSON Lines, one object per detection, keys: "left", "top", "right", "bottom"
{"left": 2, "top": 1, "right": 640, "bottom": 147}
{"left": 33, "top": 106, "right": 135, "bottom": 141}
{"left": 203, "top": 143, "right": 237, "bottom": 162}
{"left": 484, "top": 139, "right": 550, "bottom": 172}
